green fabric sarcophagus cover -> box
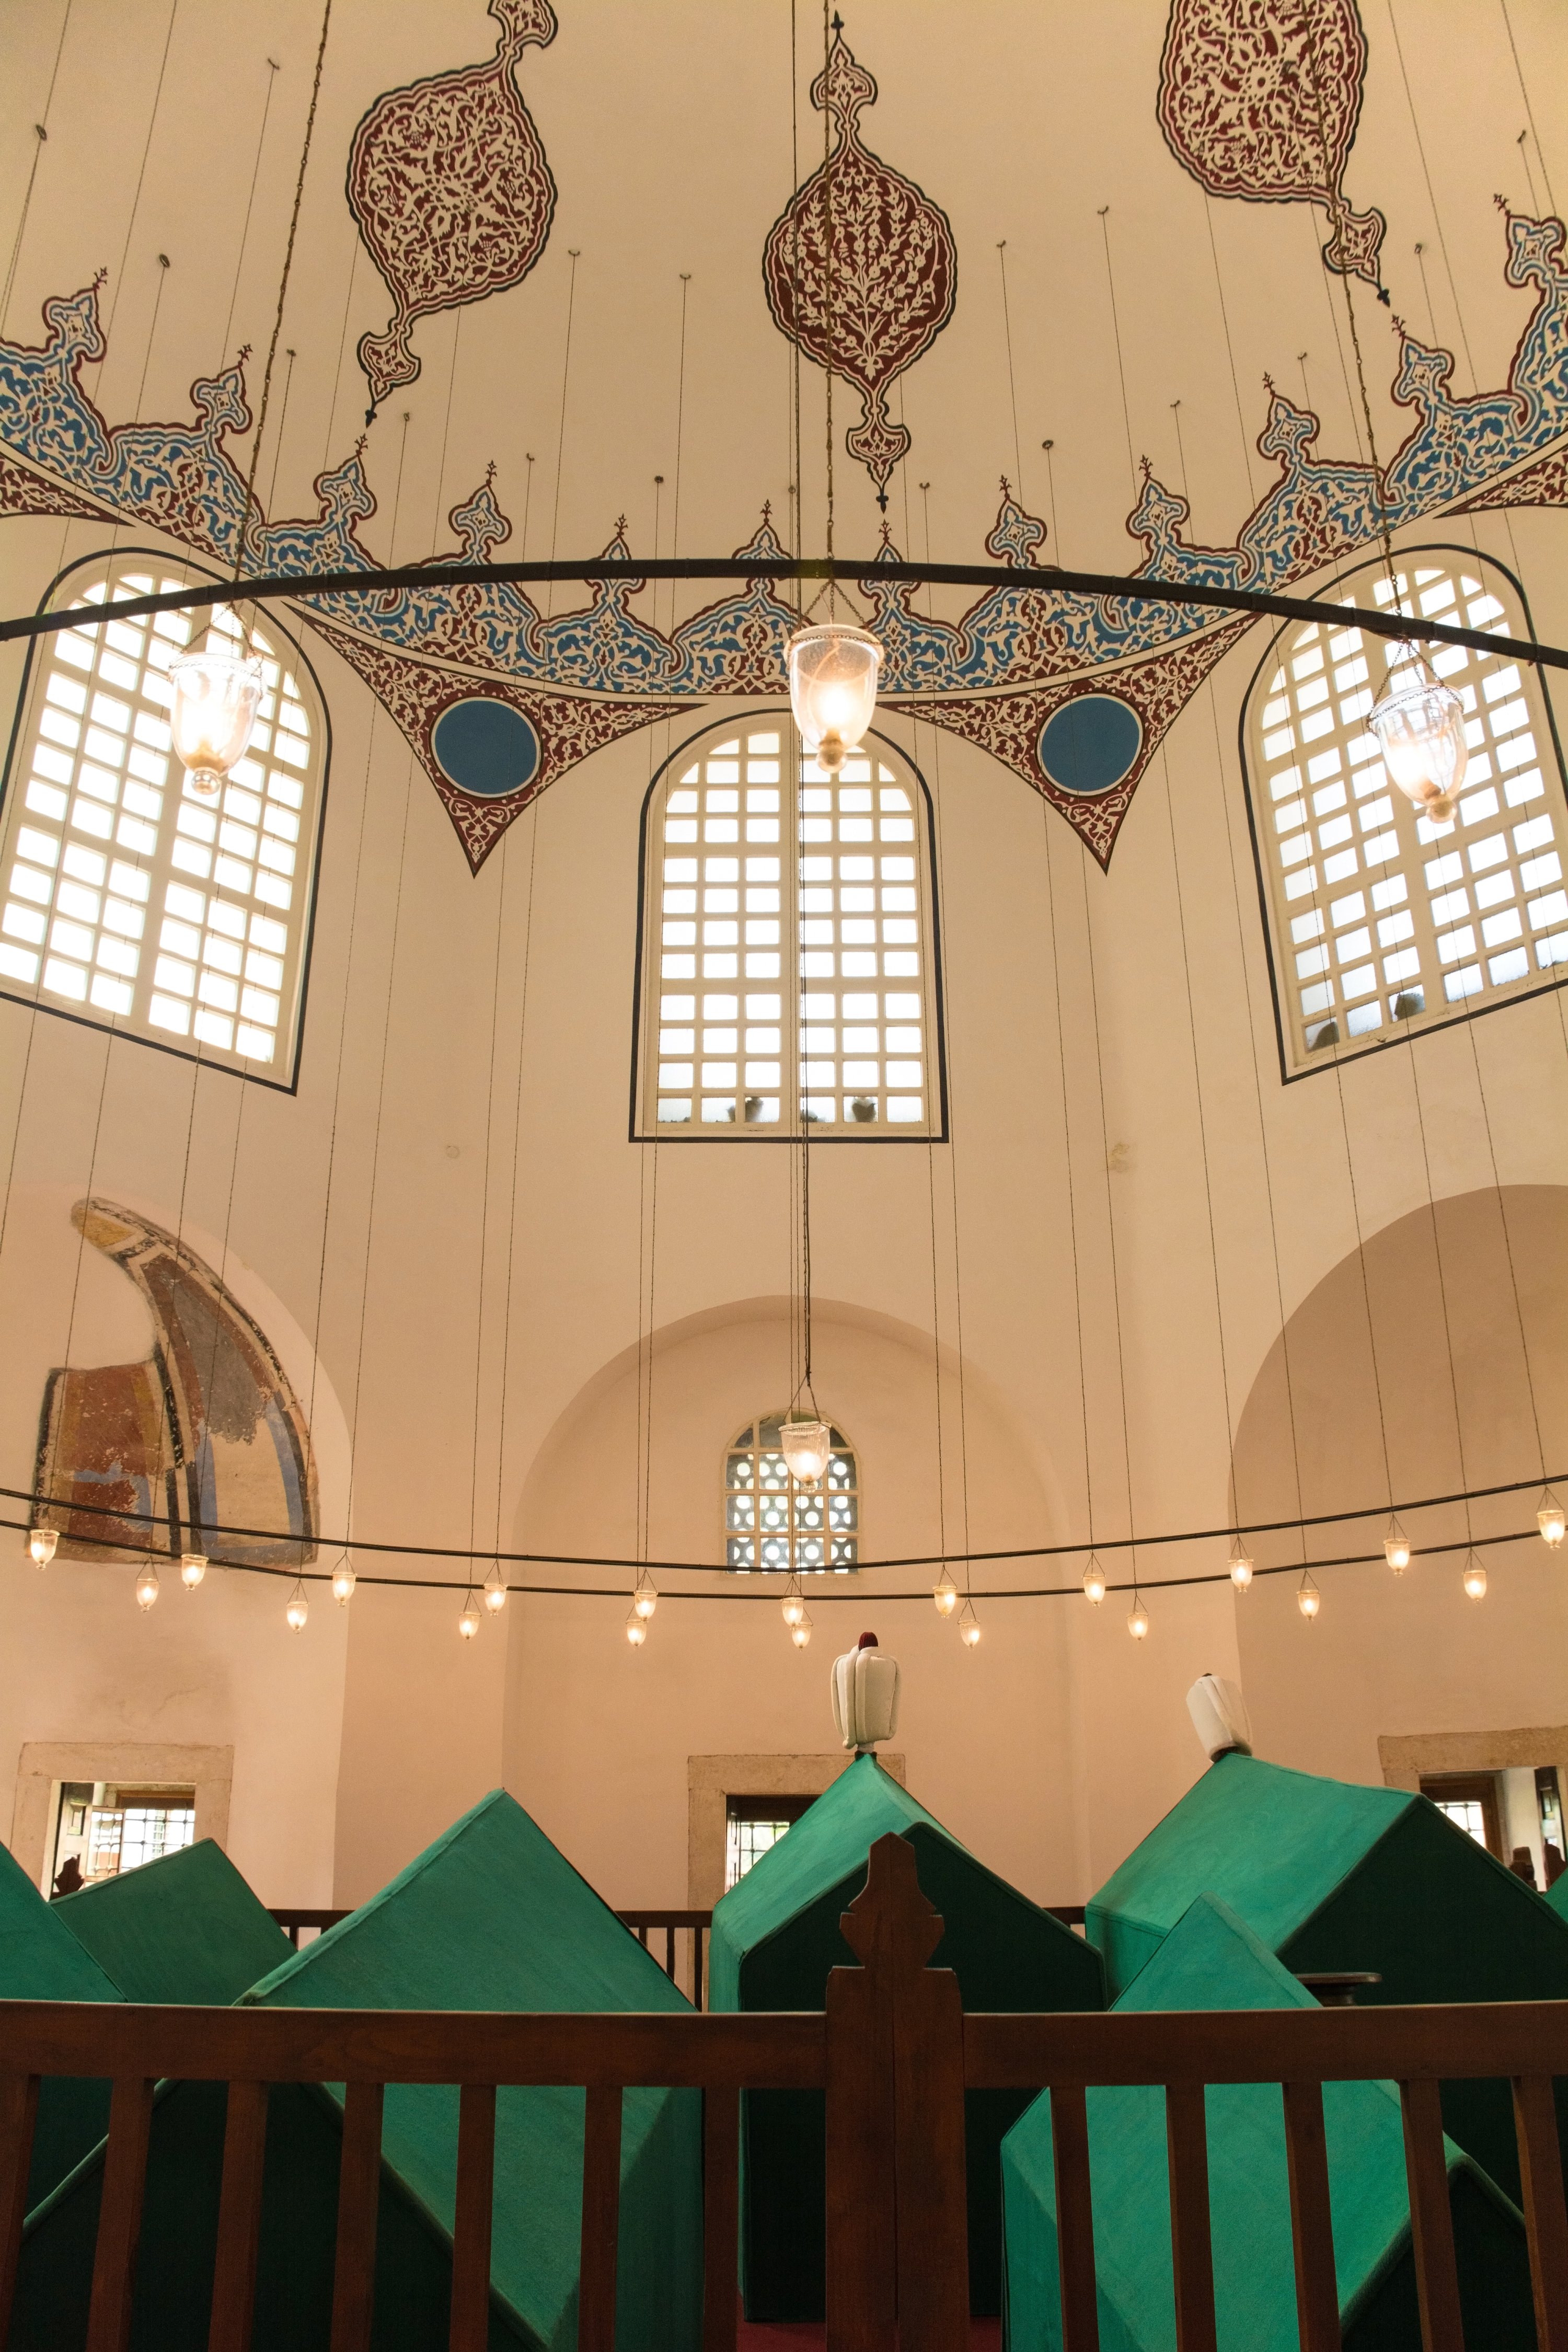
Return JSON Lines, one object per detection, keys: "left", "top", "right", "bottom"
{"left": 1001, "top": 1893, "right": 1536, "bottom": 2352}
{"left": 0, "top": 1836, "right": 123, "bottom": 2209}
{"left": 11, "top": 1790, "right": 701, "bottom": 2352}
{"left": 1087, "top": 1750, "right": 1568, "bottom": 2197}
{"left": 53, "top": 1837, "right": 292, "bottom": 2003}
{"left": 708, "top": 1753, "right": 1104, "bottom": 2322}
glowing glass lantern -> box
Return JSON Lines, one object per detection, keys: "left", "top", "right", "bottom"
{"left": 1297, "top": 1574, "right": 1321, "bottom": 1621}
{"left": 180, "top": 1552, "right": 207, "bottom": 1591}
{"left": 285, "top": 1578, "right": 309, "bottom": 1633}
{"left": 958, "top": 1598, "right": 982, "bottom": 1648}
{"left": 786, "top": 623, "right": 883, "bottom": 775}
{"left": 28, "top": 1523, "right": 57, "bottom": 1567}
{"left": 791, "top": 1608, "right": 813, "bottom": 1650}
{"left": 484, "top": 1562, "right": 509, "bottom": 1612}
{"left": 932, "top": 1570, "right": 959, "bottom": 1618}
{"left": 135, "top": 1563, "right": 160, "bottom": 1611}
{"left": 632, "top": 1567, "right": 658, "bottom": 1621}
{"left": 168, "top": 649, "right": 264, "bottom": 804}
{"left": 331, "top": 1558, "right": 357, "bottom": 1605}
{"left": 1229, "top": 1539, "right": 1254, "bottom": 1591}
{"left": 1462, "top": 1553, "right": 1489, "bottom": 1601}
{"left": 781, "top": 1573, "right": 806, "bottom": 1630}
{"left": 1384, "top": 1517, "right": 1411, "bottom": 1573}
{"left": 780, "top": 1417, "right": 832, "bottom": 1486}
{"left": 625, "top": 1607, "right": 647, "bottom": 1648}
{"left": 1127, "top": 1593, "right": 1149, "bottom": 1640}
{"left": 1538, "top": 1492, "right": 1566, "bottom": 1550}
{"left": 458, "top": 1592, "right": 481, "bottom": 1640}
{"left": 1082, "top": 1557, "right": 1106, "bottom": 1606}
{"left": 1367, "top": 661, "right": 1468, "bottom": 823}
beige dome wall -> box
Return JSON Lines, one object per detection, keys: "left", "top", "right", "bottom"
{"left": 1231, "top": 1184, "right": 1568, "bottom": 1788}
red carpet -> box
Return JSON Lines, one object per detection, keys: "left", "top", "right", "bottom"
{"left": 738, "top": 2320, "right": 1002, "bottom": 2351}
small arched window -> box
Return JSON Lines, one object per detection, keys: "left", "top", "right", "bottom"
{"left": 1243, "top": 547, "right": 1566, "bottom": 1074}
{"left": 723, "top": 1414, "right": 859, "bottom": 1572}
{"left": 0, "top": 554, "right": 328, "bottom": 1086}
{"left": 635, "top": 714, "right": 945, "bottom": 1137}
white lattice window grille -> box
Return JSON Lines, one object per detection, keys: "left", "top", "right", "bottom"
{"left": 637, "top": 719, "right": 942, "bottom": 1137}
{"left": 723, "top": 1414, "right": 858, "bottom": 1572}
{"left": 86, "top": 1801, "right": 195, "bottom": 1878}
{"left": 1244, "top": 551, "right": 1566, "bottom": 1073}
{"left": 0, "top": 556, "right": 327, "bottom": 1083}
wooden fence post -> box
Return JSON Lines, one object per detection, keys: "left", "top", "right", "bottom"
{"left": 825, "top": 1833, "right": 968, "bottom": 2352}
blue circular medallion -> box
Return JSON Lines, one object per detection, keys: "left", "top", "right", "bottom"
{"left": 1037, "top": 695, "right": 1143, "bottom": 797}
{"left": 432, "top": 698, "right": 540, "bottom": 798}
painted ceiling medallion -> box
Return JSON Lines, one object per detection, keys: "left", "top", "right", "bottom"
{"left": 1158, "top": 0, "right": 1388, "bottom": 298}
{"left": 763, "top": 17, "right": 957, "bottom": 508}
{"left": 348, "top": 0, "right": 559, "bottom": 421}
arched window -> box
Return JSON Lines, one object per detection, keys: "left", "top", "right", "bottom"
{"left": 1243, "top": 548, "right": 1566, "bottom": 1074}
{"left": 723, "top": 1414, "right": 859, "bottom": 1572}
{"left": 0, "top": 554, "right": 328, "bottom": 1085}
{"left": 635, "top": 715, "right": 944, "bottom": 1137}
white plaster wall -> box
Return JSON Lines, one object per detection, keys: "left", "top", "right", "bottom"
{"left": 0, "top": 0, "right": 1563, "bottom": 1918}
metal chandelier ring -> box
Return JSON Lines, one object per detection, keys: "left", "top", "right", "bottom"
{"left": 1, "top": 557, "right": 1564, "bottom": 675}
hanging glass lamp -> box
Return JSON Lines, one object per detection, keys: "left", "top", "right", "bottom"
{"left": 1127, "top": 1592, "right": 1150, "bottom": 1640}
{"left": 458, "top": 1591, "right": 482, "bottom": 1640}
{"left": 484, "top": 1561, "right": 509, "bottom": 1612}
{"left": 791, "top": 1607, "right": 813, "bottom": 1650}
{"left": 781, "top": 1572, "right": 806, "bottom": 1629}
{"left": 135, "top": 1563, "right": 160, "bottom": 1611}
{"left": 780, "top": 1416, "right": 832, "bottom": 1486}
{"left": 1384, "top": 1516, "right": 1411, "bottom": 1572}
{"left": 180, "top": 1552, "right": 207, "bottom": 1590}
{"left": 1538, "top": 1491, "right": 1565, "bottom": 1549}
{"left": 625, "top": 1606, "right": 647, "bottom": 1647}
{"left": 1461, "top": 1552, "right": 1488, "bottom": 1601}
{"left": 285, "top": 1578, "right": 309, "bottom": 1632}
{"left": 1367, "top": 660, "right": 1469, "bottom": 823}
{"left": 331, "top": 1557, "right": 357, "bottom": 1605}
{"left": 786, "top": 623, "right": 883, "bottom": 775}
{"left": 957, "top": 1597, "right": 982, "bottom": 1648}
{"left": 28, "top": 1521, "right": 57, "bottom": 1567}
{"left": 1228, "top": 1538, "right": 1254, "bottom": 1590}
{"left": 632, "top": 1566, "right": 659, "bottom": 1621}
{"left": 168, "top": 650, "right": 264, "bottom": 803}
{"left": 1297, "top": 1573, "right": 1321, "bottom": 1621}
{"left": 1082, "top": 1556, "right": 1106, "bottom": 1606}
{"left": 932, "top": 1569, "right": 959, "bottom": 1618}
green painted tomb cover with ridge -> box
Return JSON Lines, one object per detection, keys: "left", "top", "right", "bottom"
{"left": 0, "top": 1837, "right": 122, "bottom": 2211}
{"left": 11, "top": 1789, "right": 701, "bottom": 2352}
{"left": 1001, "top": 1893, "right": 1536, "bottom": 2352}
{"left": 54, "top": 1837, "right": 292, "bottom": 2004}
{"left": 1086, "top": 1749, "right": 1568, "bottom": 2196}
{"left": 709, "top": 1753, "right": 1104, "bottom": 2321}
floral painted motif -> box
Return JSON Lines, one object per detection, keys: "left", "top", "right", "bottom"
{"left": 1158, "top": 0, "right": 1387, "bottom": 295}
{"left": 1, "top": 204, "right": 1565, "bottom": 868}
{"left": 763, "top": 20, "right": 957, "bottom": 507}
{"left": 348, "top": 0, "right": 558, "bottom": 420}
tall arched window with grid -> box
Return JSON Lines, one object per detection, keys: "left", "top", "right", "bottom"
{"left": 1243, "top": 549, "right": 1566, "bottom": 1073}
{"left": 635, "top": 716, "right": 944, "bottom": 1137}
{"left": 0, "top": 555, "right": 328, "bottom": 1085}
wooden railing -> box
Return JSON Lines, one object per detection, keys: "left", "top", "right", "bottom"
{"left": 266, "top": 1906, "right": 351, "bottom": 1949}
{"left": 615, "top": 1910, "right": 711, "bottom": 2006}
{"left": 5, "top": 1831, "right": 1566, "bottom": 2352}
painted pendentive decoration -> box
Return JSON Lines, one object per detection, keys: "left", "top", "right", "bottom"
{"left": 348, "top": 0, "right": 559, "bottom": 421}
{"left": 1, "top": 208, "right": 1566, "bottom": 866}
{"left": 1158, "top": 0, "right": 1388, "bottom": 297}
{"left": 763, "top": 18, "right": 958, "bottom": 509}
{"left": 36, "top": 1202, "right": 317, "bottom": 1569}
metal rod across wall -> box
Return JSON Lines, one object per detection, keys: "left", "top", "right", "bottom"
{"left": 2, "top": 558, "right": 1564, "bottom": 674}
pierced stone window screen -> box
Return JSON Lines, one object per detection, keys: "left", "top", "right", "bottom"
{"left": 1243, "top": 551, "right": 1566, "bottom": 1074}
{"left": 0, "top": 554, "right": 327, "bottom": 1085}
{"left": 637, "top": 718, "right": 943, "bottom": 1137}
{"left": 723, "top": 1414, "right": 858, "bottom": 1572}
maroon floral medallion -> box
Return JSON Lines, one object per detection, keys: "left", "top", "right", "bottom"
{"left": 763, "top": 19, "right": 957, "bottom": 509}
{"left": 347, "top": 0, "right": 558, "bottom": 421}
{"left": 1157, "top": 0, "right": 1387, "bottom": 296}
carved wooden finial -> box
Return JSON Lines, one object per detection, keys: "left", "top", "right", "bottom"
{"left": 839, "top": 1832, "right": 945, "bottom": 1976}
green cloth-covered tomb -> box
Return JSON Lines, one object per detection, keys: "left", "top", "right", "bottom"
{"left": 1087, "top": 1749, "right": 1568, "bottom": 2197}
{"left": 54, "top": 1837, "right": 292, "bottom": 2003}
{"left": 709, "top": 1753, "right": 1104, "bottom": 2321}
{"left": 0, "top": 1838, "right": 123, "bottom": 2210}
{"left": 1002, "top": 1893, "right": 1536, "bottom": 2352}
{"left": 11, "top": 1790, "right": 702, "bottom": 2352}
